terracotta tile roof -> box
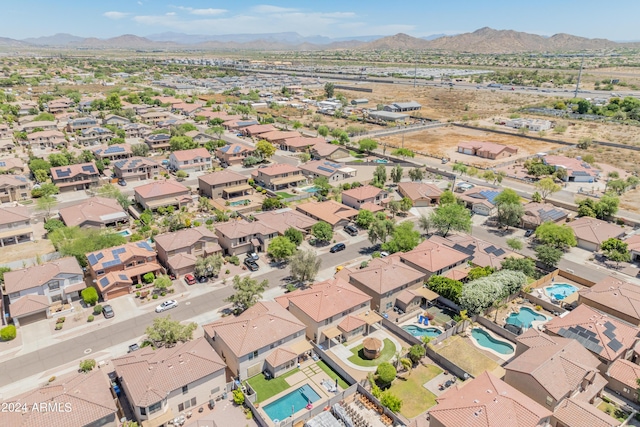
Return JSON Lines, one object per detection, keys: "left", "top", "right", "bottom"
{"left": 244, "top": 124, "right": 276, "bottom": 135}
{"left": 258, "top": 130, "right": 301, "bottom": 142}
{"left": 112, "top": 156, "right": 161, "bottom": 171}
{"left": 311, "top": 143, "right": 344, "bottom": 157}
{"left": 431, "top": 371, "right": 552, "bottom": 427}
{"left": 544, "top": 304, "right": 640, "bottom": 362}
{"left": 134, "top": 180, "right": 189, "bottom": 199}
{"left": 626, "top": 234, "right": 640, "bottom": 253}
{"left": 342, "top": 185, "right": 385, "bottom": 201}
{"left": 154, "top": 226, "right": 217, "bottom": 252}
{"left": 505, "top": 337, "right": 602, "bottom": 401}
{"left": 50, "top": 162, "right": 98, "bottom": 180}
{"left": 86, "top": 241, "right": 156, "bottom": 273}
{"left": 346, "top": 256, "right": 426, "bottom": 295}
{"left": 0, "top": 157, "right": 25, "bottom": 171}
{"left": 579, "top": 276, "right": 640, "bottom": 323}
{"left": 257, "top": 163, "right": 301, "bottom": 177}
{"left": 544, "top": 155, "right": 599, "bottom": 179}
{"left": 113, "top": 338, "right": 225, "bottom": 408}
{"left": 296, "top": 200, "right": 358, "bottom": 226}
{"left": 398, "top": 182, "right": 443, "bottom": 201}
{"left": 515, "top": 328, "right": 560, "bottom": 350}
{"left": 0, "top": 205, "right": 30, "bottom": 226}
{"left": 521, "top": 202, "right": 569, "bottom": 226}
{"left": 281, "top": 136, "right": 325, "bottom": 148}
{"left": 458, "top": 141, "right": 517, "bottom": 156}
{"left": 275, "top": 277, "right": 371, "bottom": 322}
{"left": 359, "top": 201, "right": 385, "bottom": 212}
{"left": 429, "top": 234, "right": 516, "bottom": 269}
{"left": 567, "top": 217, "right": 626, "bottom": 246}
{"left": 553, "top": 397, "right": 619, "bottom": 427}
{"left": 265, "top": 347, "right": 298, "bottom": 368}
{"left": 27, "top": 130, "right": 64, "bottom": 141}
{"left": 338, "top": 315, "right": 366, "bottom": 332}
{"left": 443, "top": 265, "right": 471, "bottom": 281}
{"left": 203, "top": 301, "right": 305, "bottom": 358}
{"left": 4, "top": 257, "right": 82, "bottom": 294}
{"left": 399, "top": 240, "right": 470, "bottom": 274}
{"left": 94, "top": 271, "right": 132, "bottom": 293}
{"left": 215, "top": 219, "right": 277, "bottom": 239}
{"left": 607, "top": 359, "right": 640, "bottom": 390}
{"left": 253, "top": 208, "right": 317, "bottom": 234}
{"left": 216, "top": 142, "right": 255, "bottom": 156}
{"left": 198, "top": 170, "right": 247, "bottom": 187}
{"left": 170, "top": 147, "right": 211, "bottom": 162}
{"left": 0, "top": 370, "right": 117, "bottom": 427}
{"left": 9, "top": 294, "right": 50, "bottom": 317}
{"left": 167, "top": 253, "right": 197, "bottom": 270}
{"left": 58, "top": 196, "right": 128, "bottom": 228}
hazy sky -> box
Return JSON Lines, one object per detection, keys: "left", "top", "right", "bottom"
{"left": 5, "top": 0, "right": 640, "bottom": 40}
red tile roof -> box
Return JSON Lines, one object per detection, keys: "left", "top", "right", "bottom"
{"left": 399, "top": 240, "right": 470, "bottom": 274}
{"left": 607, "top": 358, "right": 640, "bottom": 390}
{"left": 134, "top": 180, "right": 189, "bottom": 199}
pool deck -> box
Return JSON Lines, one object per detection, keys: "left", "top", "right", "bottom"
{"left": 531, "top": 276, "right": 586, "bottom": 307}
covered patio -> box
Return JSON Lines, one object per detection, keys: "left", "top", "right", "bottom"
{"left": 222, "top": 184, "right": 254, "bottom": 199}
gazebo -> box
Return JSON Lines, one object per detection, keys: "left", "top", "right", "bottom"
{"left": 362, "top": 337, "right": 383, "bottom": 360}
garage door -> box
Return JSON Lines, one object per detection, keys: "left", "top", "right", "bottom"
{"left": 19, "top": 311, "right": 48, "bottom": 326}
{"left": 106, "top": 287, "right": 130, "bottom": 300}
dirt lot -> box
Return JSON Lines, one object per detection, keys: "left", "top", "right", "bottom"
{"left": 0, "top": 239, "right": 55, "bottom": 264}
{"left": 378, "top": 125, "right": 562, "bottom": 166}
{"left": 620, "top": 188, "right": 640, "bottom": 213}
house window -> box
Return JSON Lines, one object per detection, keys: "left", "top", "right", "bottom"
{"left": 211, "top": 386, "right": 220, "bottom": 395}
{"left": 148, "top": 401, "right": 162, "bottom": 414}
{"left": 51, "top": 294, "right": 63, "bottom": 303}
{"left": 386, "top": 302, "right": 393, "bottom": 310}
{"left": 182, "top": 385, "right": 188, "bottom": 394}
{"left": 96, "top": 270, "right": 104, "bottom": 275}
{"left": 545, "top": 396, "right": 553, "bottom": 406}
{"left": 48, "top": 281, "right": 59, "bottom": 291}
{"left": 9, "top": 292, "right": 19, "bottom": 299}
{"left": 248, "top": 350, "right": 258, "bottom": 360}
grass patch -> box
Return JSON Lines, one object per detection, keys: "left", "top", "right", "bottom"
{"left": 348, "top": 338, "right": 396, "bottom": 367}
{"left": 276, "top": 192, "right": 295, "bottom": 198}
{"left": 597, "top": 401, "right": 629, "bottom": 422}
{"left": 246, "top": 368, "right": 299, "bottom": 403}
{"left": 388, "top": 364, "right": 442, "bottom": 418}
{"left": 316, "top": 361, "right": 350, "bottom": 389}
{"left": 18, "top": 199, "right": 34, "bottom": 205}
{"left": 434, "top": 335, "right": 501, "bottom": 377}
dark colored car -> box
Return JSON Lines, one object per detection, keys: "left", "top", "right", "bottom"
{"left": 184, "top": 274, "right": 196, "bottom": 285}
{"left": 102, "top": 304, "right": 114, "bottom": 319}
{"left": 128, "top": 343, "right": 140, "bottom": 353}
{"left": 524, "top": 229, "right": 534, "bottom": 238}
{"left": 244, "top": 258, "right": 259, "bottom": 271}
{"left": 198, "top": 276, "right": 208, "bottom": 283}
{"left": 330, "top": 243, "right": 346, "bottom": 253}
{"left": 344, "top": 225, "right": 358, "bottom": 236}
{"left": 117, "top": 179, "right": 127, "bottom": 186}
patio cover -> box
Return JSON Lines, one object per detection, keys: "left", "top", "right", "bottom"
{"left": 412, "top": 287, "right": 439, "bottom": 301}
{"left": 562, "top": 291, "right": 579, "bottom": 305}
{"left": 0, "top": 227, "right": 32, "bottom": 239}
{"left": 338, "top": 167, "right": 357, "bottom": 174}
{"left": 271, "top": 175, "right": 306, "bottom": 185}
{"left": 222, "top": 184, "right": 252, "bottom": 194}
{"left": 289, "top": 340, "right": 313, "bottom": 354}
{"left": 357, "top": 311, "right": 383, "bottom": 325}
{"left": 323, "top": 326, "right": 342, "bottom": 340}
{"left": 141, "top": 409, "right": 174, "bottom": 427}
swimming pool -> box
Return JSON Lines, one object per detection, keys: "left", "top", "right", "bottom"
{"left": 505, "top": 307, "right": 548, "bottom": 328}
{"left": 402, "top": 325, "right": 442, "bottom": 338}
{"left": 303, "top": 187, "right": 320, "bottom": 193}
{"left": 263, "top": 384, "right": 321, "bottom": 422}
{"left": 117, "top": 229, "right": 131, "bottom": 237}
{"left": 374, "top": 159, "right": 388, "bottom": 163}
{"left": 545, "top": 283, "right": 578, "bottom": 301}
{"left": 229, "top": 199, "right": 250, "bottom": 206}
{"left": 471, "top": 328, "right": 514, "bottom": 355}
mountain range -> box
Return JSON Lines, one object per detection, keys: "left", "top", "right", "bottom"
{"left": 2, "top": 28, "right": 638, "bottom": 53}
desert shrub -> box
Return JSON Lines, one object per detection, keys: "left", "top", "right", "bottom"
{"left": 0, "top": 325, "right": 17, "bottom": 341}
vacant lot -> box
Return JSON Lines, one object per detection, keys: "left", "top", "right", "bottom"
{"left": 0, "top": 240, "right": 56, "bottom": 265}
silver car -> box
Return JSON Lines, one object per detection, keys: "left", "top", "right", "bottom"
{"left": 155, "top": 299, "right": 178, "bottom": 313}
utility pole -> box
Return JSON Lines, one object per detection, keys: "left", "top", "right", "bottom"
{"left": 574, "top": 53, "right": 585, "bottom": 98}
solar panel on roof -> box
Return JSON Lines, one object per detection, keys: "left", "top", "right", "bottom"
{"left": 233, "top": 146, "right": 242, "bottom": 153}
{"left": 452, "top": 244, "right": 474, "bottom": 255}
{"left": 112, "top": 247, "right": 126, "bottom": 255}
{"left": 103, "top": 259, "right": 121, "bottom": 268}
{"left": 119, "top": 274, "right": 128, "bottom": 281}
{"left": 82, "top": 165, "right": 95, "bottom": 173}
{"left": 317, "top": 166, "right": 335, "bottom": 173}
{"left": 56, "top": 168, "right": 71, "bottom": 178}
{"left": 136, "top": 241, "right": 153, "bottom": 251}
{"left": 492, "top": 249, "right": 506, "bottom": 257}
{"left": 0, "top": 162, "right": 5, "bottom": 167}
{"left": 604, "top": 321, "right": 616, "bottom": 331}
{"left": 87, "top": 254, "right": 98, "bottom": 266}
{"left": 484, "top": 245, "right": 497, "bottom": 254}
{"left": 99, "top": 277, "right": 109, "bottom": 287}
{"left": 608, "top": 339, "right": 623, "bottom": 352}
{"left": 96, "top": 253, "right": 104, "bottom": 260}
{"left": 603, "top": 329, "right": 616, "bottom": 340}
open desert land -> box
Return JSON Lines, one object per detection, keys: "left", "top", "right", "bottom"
{"left": 620, "top": 188, "right": 640, "bottom": 213}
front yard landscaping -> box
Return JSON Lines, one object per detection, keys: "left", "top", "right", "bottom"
{"left": 388, "top": 364, "right": 442, "bottom": 418}
{"left": 348, "top": 338, "right": 396, "bottom": 367}
{"left": 597, "top": 401, "right": 630, "bottom": 422}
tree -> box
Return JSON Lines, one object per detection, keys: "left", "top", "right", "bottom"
{"left": 106, "top": 93, "right": 122, "bottom": 111}
{"left": 531, "top": 191, "right": 542, "bottom": 203}
{"left": 427, "top": 276, "right": 463, "bottom": 303}
{"left": 459, "top": 270, "right": 527, "bottom": 315}
{"left": 535, "top": 244, "right": 563, "bottom": 269}
{"left": 255, "top": 139, "right": 276, "bottom": 159}
{"left": 376, "top": 362, "right": 396, "bottom": 385}
{"left": 496, "top": 203, "right": 525, "bottom": 230}
{"left": 418, "top": 214, "right": 432, "bottom": 235}
{"left": 534, "top": 177, "right": 561, "bottom": 202}
{"left": 359, "top": 138, "right": 378, "bottom": 153}
{"left": 154, "top": 275, "right": 172, "bottom": 291}
{"left": 535, "top": 222, "right": 576, "bottom": 249}
{"left": 400, "top": 197, "right": 413, "bottom": 214}
{"left": 31, "top": 182, "right": 59, "bottom": 198}
{"left": 368, "top": 217, "right": 395, "bottom": 245}
{"left": 382, "top": 221, "right": 421, "bottom": 253}
{"left": 601, "top": 238, "right": 631, "bottom": 266}
{"left": 429, "top": 202, "right": 472, "bottom": 237}
{"left": 356, "top": 209, "right": 375, "bottom": 229}
{"left": 49, "top": 153, "right": 70, "bottom": 167}
{"left": 372, "top": 165, "right": 387, "bottom": 187}
{"left": 169, "top": 135, "right": 196, "bottom": 151}
{"left": 225, "top": 275, "right": 269, "bottom": 313}
{"left": 311, "top": 221, "right": 333, "bottom": 243}
{"left": 131, "top": 143, "right": 149, "bottom": 157}
{"left": 267, "top": 236, "right": 297, "bottom": 262}
{"left": 452, "top": 163, "right": 468, "bottom": 175}
{"left": 324, "top": 82, "right": 335, "bottom": 98}
{"left": 44, "top": 218, "right": 65, "bottom": 233}
{"left": 195, "top": 254, "right": 224, "bottom": 278}
{"left": 494, "top": 189, "right": 520, "bottom": 206}
{"left": 289, "top": 249, "right": 322, "bottom": 284}
{"left": 36, "top": 195, "right": 57, "bottom": 217}
{"left": 501, "top": 257, "right": 536, "bottom": 277}
{"left": 596, "top": 194, "right": 619, "bottom": 219}
{"left": 233, "top": 388, "right": 245, "bottom": 405}
{"left": 145, "top": 316, "right": 197, "bottom": 347}
{"left": 317, "top": 125, "right": 329, "bottom": 138}
{"left": 262, "top": 197, "right": 284, "bottom": 211}
{"left": 79, "top": 359, "right": 96, "bottom": 373}
{"left": 439, "top": 190, "right": 456, "bottom": 205}
{"left": 467, "top": 266, "right": 495, "bottom": 281}
{"left": 284, "top": 227, "right": 304, "bottom": 246}
{"left": 313, "top": 176, "right": 332, "bottom": 197}
{"left": 387, "top": 200, "right": 401, "bottom": 218}
{"left": 392, "top": 148, "right": 414, "bottom": 158}
{"left": 380, "top": 391, "right": 402, "bottom": 413}
{"left": 408, "top": 344, "right": 425, "bottom": 363}
{"left": 482, "top": 170, "right": 496, "bottom": 183}
{"left": 81, "top": 287, "right": 98, "bottom": 306}
{"left": 0, "top": 325, "right": 17, "bottom": 341}
{"left": 506, "top": 238, "right": 523, "bottom": 252}
{"left": 243, "top": 155, "right": 260, "bottom": 167}
{"left": 408, "top": 168, "right": 424, "bottom": 182}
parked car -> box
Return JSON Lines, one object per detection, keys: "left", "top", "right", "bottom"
{"left": 128, "top": 343, "right": 140, "bottom": 353}
{"left": 344, "top": 225, "right": 358, "bottom": 236}
{"left": 198, "top": 276, "right": 208, "bottom": 283}
{"left": 155, "top": 300, "right": 178, "bottom": 313}
{"left": 524, "top": 229, "right": 534, "bottom": 238}
{"left": 380, "top": 251, "right": 390, "bottom": 258}
{"left": 184, "top": 274, "right": 196, "bottom": 286}
{"left": 102, "top": 304, "right": 114, "bottom": 319}
{"left": 247, "top": 252, "right": 259, "bottom": 261}
{"left": 244, "top": 258, "right": 259, "bottom": 271}
{"left": 117, "top": 179, "right": 127, "bottom": 187}
{"left": 330, "top": 243, "right": 346, "bottom": 253}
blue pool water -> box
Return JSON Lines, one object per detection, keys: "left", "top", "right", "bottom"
{"left": 402, "top": 325, "right": 442, "bottom": 338}
{"left": 303, "top": 187, "right": 320, "bottom": 193}
{"left": 117, "top": 229, "right": 131, "bottom": 237}
{"left": 471, "top": 328, "right": 514, "bottom": 355}
{"left": 229, "top": 199, "right": 250, "bottom": 206}
{"left": 263, "top": 385, "right": 321, "bottom": 422}
{"left": 545, "top": 283, "right": 578, "bottom": 301}
{"left": 374, "top": 159, "right": 388, "bottom": 163}
{"left": 506, "top": 307, "right": 548, "bottom": 328}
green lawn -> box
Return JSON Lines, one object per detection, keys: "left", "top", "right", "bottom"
{"left": 246, "top": 368, "right": 299, "bottom": 403}
{"left": 276, "top": 192, "right": 295, "bottom": 198}
{"left": 316, "top": 360, "right": 350, "bottom": 389}
{"left": 348, "top": 338, "right": 396, "bottom": 367}
{"left": 597, "top": 401, "right": 629, "bottom": 422}
{"left": 388, "top": 364, "right": 442, "bottom": 418}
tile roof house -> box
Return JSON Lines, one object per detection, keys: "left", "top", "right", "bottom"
{"left": 168, "top": 148, "right": 212, "bottom": 173}
{"left": 397, "top": 182, "right": 443, "bottom": 207}
{"left": 155, "top": 226, "right": 221, "bottom": 277}
{"left": 198, "top": 170, "right": 250, "bottom": 199}
{"left": 241, "top": 124, "right": 277, "bottom": 137}
{"left": 310, "top": 143, "right": 350, "bottom": 160}
{"left": 552, "top": 397, "right": 620, "bottom": 427}
{"left": 123, "top": 122, "right": 152, "bottom": 138}
{"left": 429, "top": 371, "right": 552, "bottom": 427}
{"left": 215, "top": 219, "right": 278, "bottom": 256}
{"left": 253, "top": 208, "right": 317, "bottom": 235}
{"left": 296, "top": 200, "right": 358, "bottom": 228}
{"left": 0, "top": 157, "right": 25, "bottom": 174}
{"left": 215, "top": 142, "right": 256, "bottom": 166}
{"left": 4, "top": 257, "right": 85, "bottom": 326}
{"left": 140, "top": 110, "right": 170, "bottom": 125}
{"left": 184, "top": 130, "right": 215, "bottom": 144}
{"left": 0, "top": 174, "right": 30, "bottom": 203}
{"left": 457, "top": 187, "right": 501, "bottom": 216}
{"left": 21, "top": 120, "right": 58, "bottom": 133}
{"left": 299, "top": 159, "right": 357, "bottom": 183}
{"left": 0, "top": 205, "right": 33, "bottom": 247}
{"left": 204, "top": 301, "right": 308, "bottom": 379}
{"left": 253, "top": 163, "right": 306, "bottom": 191}
{"left": 103, "top": 114, "right": 131, "bottom": 127}
{"left": 66, "top": 116, "right": 99, "bottom": 132}
{"left": 50, "top": 162, "right": 100, "bottom": 192}
{"left": 58, "top": 196, "right": 129, "bottom": 229}
{"left": 428, "top": 234, "right": 517, "bottom": 269}
{"left": 341, "top": 185, "right": 389, "bottom": 210}
{"left": 567, "top": 217, "right": 626, "bottom": 251}
{"left": 457, "top": 141, "right": 518, "bottom": 160}
{"left": 578, "top": 276, "right": 640, "bottom": 326}
{"left": 144, "top": 133, "right": 171, "bottom": 151}
{"left": 521, "top": 202, "right": 569, "bottom": 229}
{"left": 78, "top": 126, "right": 115, "bottom": 146}
{"left": 398, "top": 240, "right": 471, "bottom": 278}
{"left": 113, "top": 338, "right": 226, "bottom": 426}
{"left": 543, "top": 155, "right": 599, "bottom": 183}
{"left": 0, "top": 138, "right": 14, "bottom": 152}
{"left": 0, "top": 370, "right": 118, "bottom": 427}
{"left": 275, "top": 277, "right": 375, "bottom": 345}
{"left": 279, "top": 136, "right": 326, "bottom": 152}
{"left": 93, "top": 144, "right": 132, "bottom": 161}
{"left": 86, "top": 241, "right": 161, "bottom": 301}
{"left": 544, "top": 304, "right": 640, "bottom": 371}
{"left": 606, "top": 358, "right": 640, "bottom": 403}
{"left": 258, "top": 130, "right": 301, "bottom": 145}
{"left": 26, "top": 129, "right": 66, "bottom": 149}
{"left": 134, "top": 180, "right": 192, "bottom": 211}
{"left": 113, "top": 157, "right": 165, "bottom": 182}
{"left": 626, "top": 234, "right": 640, "bottom": 263}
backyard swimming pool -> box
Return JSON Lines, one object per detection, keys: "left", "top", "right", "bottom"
{"left": 402, "top": 325, "right": 443, "bottom": 339}
{"left": 229, "top": 199, "right": 250, "bottom": 206}
{"left": 303, "top": 187, "right": 320, "bottom": 193}
{"left": 117, "top": 229, "right": 132, "bottom": 237}
{"left": 505, "top": 307, "right": 548, "bottom": 328}
{"left": 545, "top": 283, "right": 578, "bottom": 301}
{"left": 263, "top": 384, "right": 321, "bottom": 422}
{"left": 471, "top": 328, "right": 514, "bottom": 355}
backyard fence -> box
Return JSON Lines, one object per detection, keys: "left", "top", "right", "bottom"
{"left": 424, "top": 344, "right": 473, "bottom": 380}
{"left": 474, "top": 316, "right": 519, "bottom": 343}
{"left": 309, "top": 341, "right": 359, "bottom": 386}
{"left": 519, "top": 292, "right": 567, "bottom": 316}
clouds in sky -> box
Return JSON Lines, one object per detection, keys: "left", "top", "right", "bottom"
{"left": 103, "top": 11, "right": 129, "bottom": 20}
